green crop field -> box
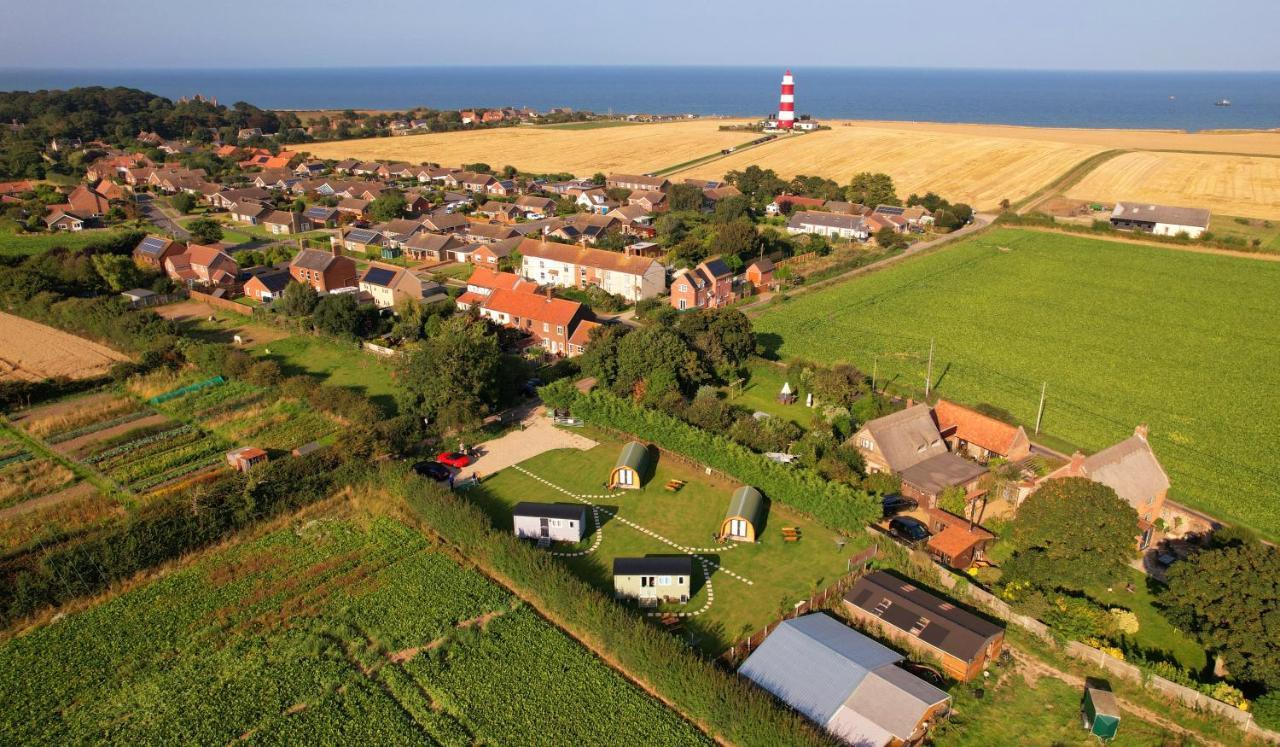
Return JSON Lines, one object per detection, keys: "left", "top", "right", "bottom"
{"left": 755, "top": 227, "right": 1280, "bottom": 537}
{"left": 0, "top": 513, "right": 708, "bottom": 745}
{"left": 0, "top": 226, "right": 141, "bottom": 257}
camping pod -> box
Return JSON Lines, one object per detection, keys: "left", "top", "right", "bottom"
{"left": 721, "top": 486, "right": 765, "bottom": 542}
{"left": 609, "top": 441, "right": 650, "bottom": 490}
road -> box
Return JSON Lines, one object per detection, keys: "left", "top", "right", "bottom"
{"left": 135, "top": 194, "right": 190, "bottom": 240}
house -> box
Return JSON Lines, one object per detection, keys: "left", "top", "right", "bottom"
{"left": 766, "top": 195, "right": 825, "bottom": 215}
{"left": 465, "top": 222, "right": 521, "bottom": 244}
{"left": 262, "top": 211, "right": 314, "bottom": 235}
{"left": 843, "top": 571, "right": 1004, "bottom": 682}
{"left": 923, "top": 509, "right": 997, "bottom": 570}
{"left": 627, "top": 190, "right": 667, "bottom": 213}
{"left": 898, "top": 452, "right": 988, "bottom": 509}
{"left": 863, "top": 212, "right": 907, "bottom": 235}
{"left": 576, "top": 188, "right": 617, "bottom": 215}
{"left": 94, "top": 180, "right": 127, "bottom": 202}
{"left": 229, "top": 199, "right": 272, "bottom": 225}
{"left": 605, "top": 174, "right": 670, "bottom": 192}
{"left": 337, "top": 227, "right": 384, "bottom": 255}
{"left": 849, "top": 404, "right": 948, "bottom": 474}
{"left": 702, "top": 184, "right": 742, "bottom": 208}
{"left": 567, "top": 319, "right": 601, "bottom": 356}
{"left": 456, "top": 266, "right": 536, "bottom": 309}
{"left": 669, "top": 256, "right": 734, "bottom": 310}
{"left": 476, "top": 201, "right": 522, "bottom": 223}
{"left": 613, "top": 556, "right": 692, "bottom": 605}
{"left": 226, "top": 446, "right": 268, "bottom": 472}
{"left": 512, "top": 502, "right": 587, "bottom": 544}
{"left": 1110, "top": 202, "right": 1210, "bottom": 238}
{"left": 609, "top": 441, "right": 650, "bottom": 489}
{"left": 359, "top": 264, "right": 445, "bottom": 308}
{"left": 931, "top": 400, "right": 1031, "bottom": 463}
{"left": 519, "top": 239, "right": 666, "bottom": 301}
{"left": 1041, "top": 425, "right": 1170, "bottom": 548}
{"left": 720, "top": 486, "right": 765, "bottom": 542}
{"left": 746, "top": 257, "right": 775, "bottom": 291}
{"left": 787, "top": 210, "right": 869, "bottom": 241}
{"left": 737, "top": 613, "right": 951, "bottom": 747}
{"left": 478, "top": 289, "right": 590, "bottom": 356}
{"left": 874, "top": 205, "right": 933, "bottom": 228}
{"left": 404, "top": 232, "right": 466, "bottom": 262}
{"left": 62, "top": 184, "right": 111, "bottom": 217}
{"left": 290, "top": 248, "right": 358, "bottom": 292}
{"left": 165, "top": 243, "right": 239, "bottom": 286}
{"left": 295, "top": 160, "right": 326, "bottom": 177}
{"left": 43, "top": 210, "right": 89, "bottom": 231}
{"left": 336, "top": 197, "right": 371, "bottom": 218}
{"left": 303, "top": 205, "right": 340, "bottom": 227}
{"left": 420, "top": 212, "right": 468, "bottom": 234}
{"left": 377, "top": 218, "right": 427, "bottom": 247}
{"left": 470, "top": 236, "right": 522, "bottom": 267}
{"left": 242, "top": 268, "right": 292, "bottom": 303}
{"left": 514, "top": 194, "right": 556, "bottom": 219}
{"left": 547, "top": 213, "right": 621, "bottom": 245}
{"left": 606, "top": 204, "right": 655, "bottom": 235}
{"left": 825, "top": 200, "right": 866, "bottom": 216}
{"left": 456, "top": 172, "right": 497, "bottom": 193}
{"left": 132, "top": 235, "right": 183, "bottom": 269}
{"left": 488, "top": 179, "right": 517, "bottom": 197}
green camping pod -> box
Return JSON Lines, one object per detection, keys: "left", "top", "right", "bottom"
{"left": 609, "top": 441, "right": 650, "bottom": 489}
{"left": 1082, "top": 686, "right": 1120, "bottom": 741}
{"left": 721, "top": 486, "right": 765, "bottom": 542}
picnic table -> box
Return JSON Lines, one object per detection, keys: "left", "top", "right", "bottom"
{"left": 781, "top": 526, "right": 802, "bottom": 542}
{"left": 665, "top": 479, "right": 686, "bottom": 492}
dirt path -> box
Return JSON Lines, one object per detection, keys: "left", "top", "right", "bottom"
{"left": 1016, "top": 225, "right": 1280, "bottom": 262}
{"left": 466, "top": 406, "right": 597, "bottom": 478}
{"left": 8, "top": 391, "right": 120, "bottom": 425}
{"left": 52, "top": 413, "right": 172, "bottom": 458}
{"left": 1008, "top": 647, "right": 1226, "bottom": 747}
{"left": 0, "top": 481, "right": 97, "bottom": 521}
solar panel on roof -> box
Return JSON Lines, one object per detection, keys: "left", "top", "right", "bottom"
{"left": 138, "top": 236, "right": 168, "bottom": 255}
{"left": 347, "top": 228, "right": 379, "bottom": 243}
{"left": 363, "top": 267, "right": 397, "bottom": 287}
{"left": 305, "top": 207, "right": 331, "bottom": 218}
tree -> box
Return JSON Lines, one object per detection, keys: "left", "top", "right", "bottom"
{"left": 90, "top": 253, "right": 143, "bottom": 292}
{"left": 668, "top": 183, "right": 705, "bottom": 212}
{"left": 579, "top": 323, "right": 629, "bottom": 385}
{"left": 170, "top": 192, "right": 196, "bottom": 214}
{"left": 808, "top": 363, "right": 865, "bottom": 408}
{"left": 368, "top": 190, "right": 406, "bottom": 222}
{"left": 396, "top": 315, "right": 504, "bottom": 432}
{"left": 875, "top": 226, "right": 907, "bottom": 251}
{"left": 846, "top": 172, "right": 899, "bottom": 207}
{"left": 1162, "top": 538, "right": 1280, "bottom": 689}
{"left": 711, "top": 218, "right": 759, "bottom": 259}
{"left": 614, "top": 325, "right": 707, "bottom": 398}
{"left": 675, "top": 308, "right": 755, "bottom": 372}
{"left": 724, "top": 165, "right": 786, "bottom": 208}
{"left": 1003, "top": 477, "right": 1137, "bottom": 592}
{"left": 462, "top": 162, "right": 492, "bottom": 174}
{"left": 312, "top": 293, "right": 362, "bottom": 337}
{"left": 277, "top": 281, "right": 319, "bottom": 317}
{"left": 186, "top": 217, "right": 223, "bottom": 244}
{"left": 713, "top": 195, "right": 750, "bottom": 223}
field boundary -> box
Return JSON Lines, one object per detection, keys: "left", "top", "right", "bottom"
{"left": 1012, "top": 225, "right": 1280, "bottom": 262}
{"left": 1015, "top": 148, "right": 1129, "bottom": 214}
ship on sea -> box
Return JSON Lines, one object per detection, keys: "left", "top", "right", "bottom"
{"left": 1215, "top": 98, "right": 1232, "bottom": 107}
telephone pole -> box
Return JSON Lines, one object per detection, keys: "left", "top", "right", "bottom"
{"left": 924, "top": 339, "right": 934, "bottom": 399}
{"left": 871, "top": 357, "right": 878, "bottom": 395}
{"left": 1035, "top": 382, "right": 1047, "bottom": 434}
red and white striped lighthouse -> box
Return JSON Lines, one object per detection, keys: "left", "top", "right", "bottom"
{"left": 777, "top": 69, "right": 795, "bottom": 129}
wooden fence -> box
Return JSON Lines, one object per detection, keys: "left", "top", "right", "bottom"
{"left": 189, "top": 290, "right": 254, "bottom": 316}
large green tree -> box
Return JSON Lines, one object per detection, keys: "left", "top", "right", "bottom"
{"left": 846, "top": 172, "right": 900, "bottom": 207}
{"left": 396, "top": 315, "right": 504, "bottom": 432}
{"left": 367, "top": 190, "right": 406, "bottom": 222}
{"left": 277, "top": 281, "right": 319, "bottom": 317}
{"left": 711, "top": 218, "right": 760, "bottom": 259}
{"left": 614, "top": 325, "right": 707, "bottom": 398}
{"left": 1003, "top": 477, "right": 1137, "bottom": 592}
{"left": 312, "top": 293, "right": 362, "bottom": 337}
{"left": 186, "top": 218, "right": 223, "bottom": 244}
{"left": 90, "top": 253, "right": 144, "bottom": 292}
{"left": 667, "top": 183, "right": 706, "bottom": 212}
{"left": 1162, "top": 538, "right": 1280, "bottom": 689}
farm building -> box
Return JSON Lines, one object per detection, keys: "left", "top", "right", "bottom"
{"left": 931, "top": 399, "right": 1031, "bottom": 463}
{"left": 613, "top": 556, "right": 692, "bottom": 605}
{"left": 609, "top": 441, "right": 651, "bottom": 490}
{"left": 226, "top": 446, "right": 268, "bottom": 472}
{"left": 843, "top": 571, "right": 1004, "bottom": 682}
{"left": 898, "top": 452, "right": 988, "bottom": 508}
{"left": 720, "top": 486, "right": 765, "bottom": 542}
{"left": 737, "top": 613, "right": 951, "bottom": 747}
{"left": 1110, "top": 202, "right": 1210, "bottom": 238}
{"left": 512, "top": 502, "right": 588, "bottom": 544}
{"left": 849, "top": 404, "right": 948, "bottom": 475}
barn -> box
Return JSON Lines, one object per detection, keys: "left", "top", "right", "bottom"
{"left": 609, "top": 441, "right": 651, "bottom": 490}
{"left": 720, "top": 486, "right": 765, "bottom": 542}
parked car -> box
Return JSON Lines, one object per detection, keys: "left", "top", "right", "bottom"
{"left": 881, "top": 494, "right": 917, "bottom": 518}
{"left": 437, "top": 451, "right": 472, "bottom": 469}
{"left": 888, "top": 516, "right": 931, "bottom": 546}
{"left": 412, "top": 461, "right": 451, "bottom": 481}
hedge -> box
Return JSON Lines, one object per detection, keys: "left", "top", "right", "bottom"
{"left": 389, "top": 468, "right": 836, "bottom": 747}
{"left": 571, "top": 390, "right": 878, "bottom": 532}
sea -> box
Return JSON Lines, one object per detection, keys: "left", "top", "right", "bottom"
{"left": 1, "top": 66, "right": 1278, "bottom": 132}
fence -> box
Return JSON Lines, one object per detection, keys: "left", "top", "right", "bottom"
{"left": 189, "top": 290, "right": 254, "bottom": 316}
{"left": 149, "top": 376, "right": 225, "bottom": 405}
{"left": 773, "top": 251, "right": 816, "bottom": 268}
{"left": 719, "top": 546, "right": 878, "bottom": 667}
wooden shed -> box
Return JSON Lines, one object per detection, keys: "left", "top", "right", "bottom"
{"left": 721, "top": 486, "right": 765, "bottom": 542}
{"left": 226, "top": 446, "right": 268, "bottom": 473}
{"left": 609, "top": 441, "right": 650, "bottom": 490}
{"left": 1081, "top": 685, "right": 1121, "bottom": 741}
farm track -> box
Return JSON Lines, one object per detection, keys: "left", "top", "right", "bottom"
{"left": 1016, "top": 149, "right": 1129, "bottom": 214}
{"left": 0, "top": 482, "right": 96, "bottom": 522}
{"left": 1014, "top": 226, "right": 1280, "bottom": 262}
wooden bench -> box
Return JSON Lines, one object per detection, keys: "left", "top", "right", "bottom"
{"left": 781, "top": 527, "right": 802, "bottom": 543}
{"left": 665, "top": 479, "right": 686, "bottom": 492}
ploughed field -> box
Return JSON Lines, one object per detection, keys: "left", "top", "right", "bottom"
{"left": 754, "top": 227, "right": 1280, "bottom": 537}
{"left": 0, "top": 312, "right": 129, "bottom": 382}
{"left": 0, "top": 512, "right": 708, "bottom": 745}
{"left": 1066, "top": 151, "right": 1280, "bottom": 221}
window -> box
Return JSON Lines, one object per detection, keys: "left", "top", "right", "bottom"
{"left": 859, "top": 438, "right": 873, "bottom": 450}
{"left": 640, "top": 576, "right": 649, "bottom": 588}
{"left": 678, "top": 577, "right": 684, "bottom": 585}
{"left": 549, "top": 519, "right": 563, "bottom": 528}
{"left": 679, "top": 284, "right": 688, "bottom": 292}
{"left": 658, "top": 576, "right": 671, "bottom": 586}
{"left": 542, "top": 322, "right": 549, "bottom": 333}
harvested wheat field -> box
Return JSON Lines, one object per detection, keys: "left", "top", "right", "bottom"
{"left": 0, "top": 312, "right": 129, "bottom": 382}
{"left": 680, "top": 124, "right": 1107, "bottom": 209}
{"left": 1066, "top": 151, "right": 1280, "bottom": 220}
{"left": 301, "top": 120, "right": 756, "bottom": 175}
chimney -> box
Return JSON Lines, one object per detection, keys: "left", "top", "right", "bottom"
{"left": 1134, "top": 423, "right": 1149, "bottom": 441}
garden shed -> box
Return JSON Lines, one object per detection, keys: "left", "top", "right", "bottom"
{"left": 721, "top": 486, "right": 765, "bottom": 542}
{"left": 609, "top": 441, "right": 650, "bottom": 490}
{"left": 1081, "top": 685, "right": 1120, "bottom": 741}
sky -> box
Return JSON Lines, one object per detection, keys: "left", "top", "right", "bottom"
{"left": 2, "top": 0, "right": 1279, "bottom": 72}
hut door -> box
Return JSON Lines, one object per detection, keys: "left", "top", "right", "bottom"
{"left": 539, "top": 518, "right": 549, "bottom": 538}
{"left": 730, "top": 519, "right": 747, "bottom": 538}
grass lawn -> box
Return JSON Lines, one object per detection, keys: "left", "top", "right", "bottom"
{"left": 0, "top": 226, "right": 141, "bottom": 257}
{"left": 470, "top": 436, "right": 865, "bottom": 655}
{"left": 1212, "top": 214, "right": 1280, "bottom": 252}
{"left": 251, "top": 335, "right": 400, "bottom": 415}
{"left": 725, "top": 360, "right": 813, "bottom": 426}
{"left": 427, "top": 262, "right": 475, "bottom": 281}
{"left": 755, "top": 227, "right": 1280, "bottom": 539}
{"left": 1084, "top": 569, "right": 1207, "bottom": 673}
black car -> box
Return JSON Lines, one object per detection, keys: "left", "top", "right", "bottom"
{"left": 888, "top": 515, "right": 931, "bottom": 545}
{"left": 881, "top": 494, "right": 918, "bottom": 518}
{"left": 412, "top": 460, "right": 452, "bottom": 482}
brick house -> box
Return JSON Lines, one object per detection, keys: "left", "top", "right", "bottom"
{"left": 479, "top": 289, "right": 591, "bottom": 356}
{"left": 669, "top": 256, "right": 734, "bottom": 310}
{"left": 132, "top": 235, "right": 184, "bottom": 269}
{"left": 849, "top": 404, "right": 947, "bottom": 475}
{"left": 164, "top": 244, "right": 239, "bottom": 287}
{"left": 519, "top": 238, "right": 665, "bottom": 302}
{"left": 456, "top": 266, "right": 537, "bottom": 309}
{"left": 931, "top": 400, "right": 1032, "bottom": 463}
{"left": 243, "top": 268, "right": 292, "bottom": 302}
{"left": 604, "top": 174, "right": 670, "bottom": 192}
{"left": 746, "top": 257, "right": 775, "bottom": 291}
{"left": 923, "top": 509, "right": 997, "bottom": 570}
{"left": 290, "top": 248, "right": 358, "bottom": 292}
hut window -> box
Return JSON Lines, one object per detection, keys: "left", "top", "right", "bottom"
{"left": 640, "top": 577, "right": 649, "bottom": 588}
{"left": 658, "top": 576, "right": 671, "bottom": 586}
{"left": 678, "top": 577, "right": 684, "bottom": 584}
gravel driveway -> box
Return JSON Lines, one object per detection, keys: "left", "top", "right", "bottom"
{"left": 466, "top": 406, "right": 597, "bottom": 478}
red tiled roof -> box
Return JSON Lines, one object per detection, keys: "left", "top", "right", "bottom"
{"left": 926, "top": 508, "right": 995, "bottom": 559}
{"left": 932, "top": 400, "right": 1023, "bottom": 456}
{"left": 466, "top": 267, "right": 533, "bottom": 293}
{"left": 569, "top": 319, "right": 601, "bottom": 346}
{"left": 483, "top": 289, "right": 582, "bottom": 327}
{"left": 517, "top": 238, "right": 656, "bottom": 276}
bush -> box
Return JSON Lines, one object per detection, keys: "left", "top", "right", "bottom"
{"left": 572, "top": 390, "right": 878, "bottom": 531}
{"left": 1255, "top": 691, "right": 1280, "bottom": 729}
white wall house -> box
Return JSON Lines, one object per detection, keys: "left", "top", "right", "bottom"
{"left": 1110, "top": 202, "right": 1211, "bottom": 239}
{"left": 518, "top": 239, "right": 666, "bottom": 302}
{"left": 512, "top": 502, "right": 586, "bottom": 543}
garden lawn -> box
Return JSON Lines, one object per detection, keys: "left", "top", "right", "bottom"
{"left": 754, "top": 227, "right": 1280, "bottom": 538}
{"left": 470, "top": 438, "right": 864, "bottom": 655}
{"left": 1084, "top": 569, "right": 1207, "bottom": 673}
{"left": 726, "top": 360, "right": 811, "bottom": 426}
{"left": 251, "top": 335, "right": 400, "bottom": 415}
{"left": 0, "top": 513, "right": 709, "bottom": 746}
{"left": 0, "top": 227, "right": 142, "bottom": 257}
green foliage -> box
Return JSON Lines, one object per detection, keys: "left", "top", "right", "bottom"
{"left": 90, "top": 252, "right": 144, "bottom": 292}
{"left": 185, "top": 217, "right": 223, "bottom": 244}
{"left": 396, "top": 315, "right": 505, "bottom": 432}
{"left": 571, "top": 390, "right": 878, "bottom": 532}
{"left": 1162, "top": 539, "right": 1280, "bottom": 689}
{"left": 711, "top": 218, "right": 760, "bottom": 258}
{"left": 846, "top": 172, "right": 899, "bottom": 207}
{"left": 312, "top": 293, "right": 363, "bottom": 337}
{"left": 277, "top": 280, "right": 319, "bottom": 316}
{"left": 1003, "top": 478, "right": 1137, "bottom": 593}
{"left": 170, "top": 192, "right": 196, "bottom": 214}
{"left": 938, "top": 485, "right": 968, "bottom": 516}
{"left": 1255, "top": 692, "right": 1280, "bottom": 730}
{"left": 368, "top": 189, "right": 407, "bottom": 222}
{"left": 668, "top": 183, "right": 706, "bottom": 212}
{"left": 861, "top": 471, "right": 901, "bottom": 496}
{"left": 723, "top": 165, "right": 787, "bottom": 208}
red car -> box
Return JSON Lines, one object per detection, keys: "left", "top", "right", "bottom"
{"left": 437, "top": 451, "right": 472, "bottom": 469}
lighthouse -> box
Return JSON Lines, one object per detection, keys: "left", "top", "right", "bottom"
{"left": 777, "top": 69, "right": 795, "bottom": 130}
